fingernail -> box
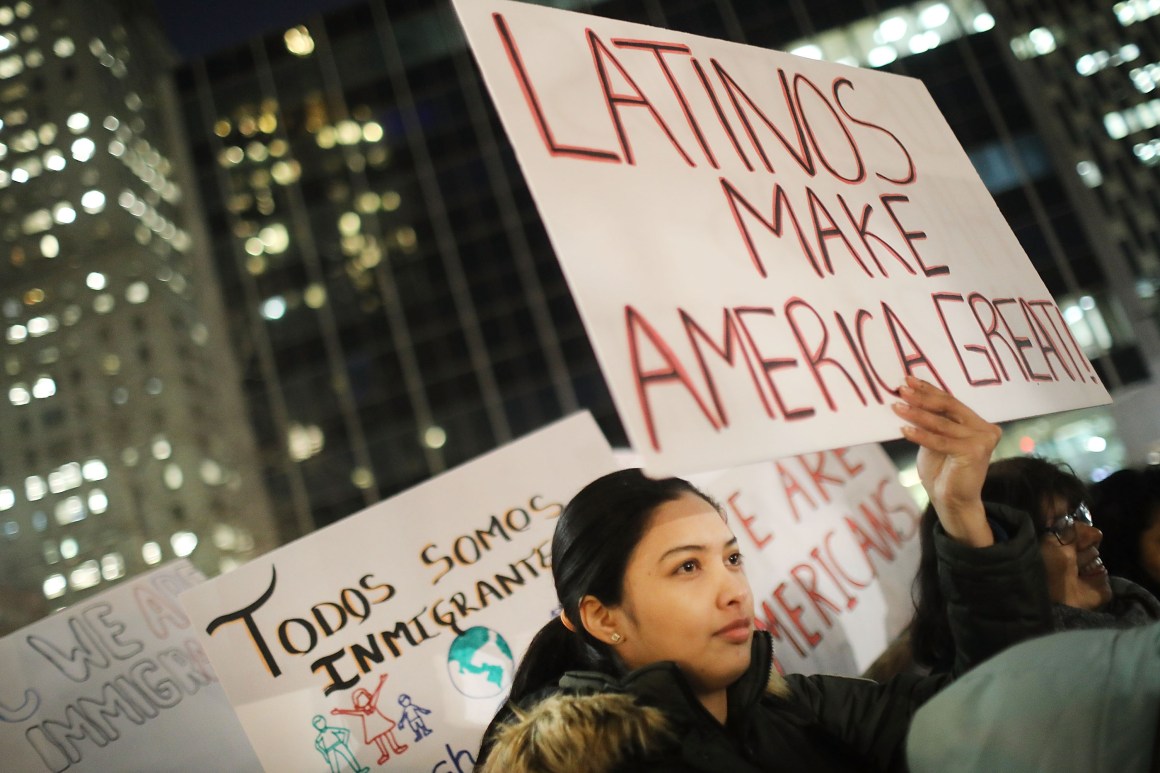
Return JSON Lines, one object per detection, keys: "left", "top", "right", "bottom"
{"left": 892, "top": 401, "right": 908, "bottom": 412}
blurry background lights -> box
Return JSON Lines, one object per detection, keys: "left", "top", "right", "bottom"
{"left": 423, "top": 425, "right": 447, "bottom": 450}
{"left": 284, "top": 25, "right": 315, "bottom": 56}
{"left": 170, "top": 531, "right": 198, "bottom": 557}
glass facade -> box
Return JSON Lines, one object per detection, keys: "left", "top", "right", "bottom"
{"left": 174, "top": 0, "right": 1160, "bottom": 533}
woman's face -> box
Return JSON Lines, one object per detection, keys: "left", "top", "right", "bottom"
{"left": 609, "top": 492, "right": 754, "bottom": 696}
{"left": 1137, "top": 512, "right": 1160, "bottom": 585}
{"left": 1039, "top": 496, "right": 1113, "bottom": 610}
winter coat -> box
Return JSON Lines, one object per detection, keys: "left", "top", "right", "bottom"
{"left": 479, "top": 504, "right": 1052, "bottom": 773}
{"left": 907, "top": 620, "right": 1160, "bottom": 773}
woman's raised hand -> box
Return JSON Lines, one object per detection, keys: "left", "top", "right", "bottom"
{"left": 892, "top": 376, "right": 1001, "bottom": 547}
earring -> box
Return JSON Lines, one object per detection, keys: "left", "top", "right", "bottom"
{"left": 610, "top": 632, "right": 622, "bottom": 643}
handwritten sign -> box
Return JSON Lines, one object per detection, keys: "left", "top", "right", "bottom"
{"left": 0, "top": 561, "right": 262, "bottom": 773}
{"left": 696, "top": 444, "right": 919, "bottom": 675}
{"left": 180, "top": 413, "right": 617, "bottom": 772}
{"left": 453, "top": 0, "right": 1111, "bottom": 476}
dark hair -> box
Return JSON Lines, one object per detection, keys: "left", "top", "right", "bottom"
{"left": 476, "top": 469, "right": 713, "bottom": 764}
{"left": 1090, "top": 467, "right": 1160, "bottom": 599}
{"left": 910, "top": 456, "right": 1087, "bottom": 671}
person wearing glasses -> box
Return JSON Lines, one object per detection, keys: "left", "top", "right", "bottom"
{"left": 909, "top": 455, "right": 1160, "bottom": 674}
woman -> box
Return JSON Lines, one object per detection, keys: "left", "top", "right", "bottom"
{"left": 911, "top": 456, "right": 1160, "bottom": 673}
{"left": 475, "top": 378, "right": 1051, "bottom": 772}
{"left": 1091, "top": 466, "right": 1160, "bottom": 601}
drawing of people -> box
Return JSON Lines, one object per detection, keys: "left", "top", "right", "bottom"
{"left": 397, "top": 694, "right": 434, "bottom": 742}
{"left": 311, "top": 714, "right": 368, "bottom": 773}
{"left": 331, "top": 673, "right": 409, "bottom": 765}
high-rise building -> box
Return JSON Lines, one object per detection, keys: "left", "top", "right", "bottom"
{"left": 0, "top": 0, "right": 278, "bottom": 635}
{"left": 176, "top": 0, "right": 1160, "bottom": 533}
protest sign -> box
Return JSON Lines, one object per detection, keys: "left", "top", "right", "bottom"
{"left": 0, "top": 560, "right": 261, "bottom": 773}
{"left": 697, "top": 443, "right": 920, "bottom": 675}
{"left": 180, "top": 413, "right": 617, "bottom": 772}
{"left": 453, "top": 0, "right": 1111, "bottom": 476}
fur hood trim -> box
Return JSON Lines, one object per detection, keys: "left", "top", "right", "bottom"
{"left": 477, "top": 692, "right": 674, "bottom": 773}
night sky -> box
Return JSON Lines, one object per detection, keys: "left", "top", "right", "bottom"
{"left": 150, "top": 0, "right": 362, "bottom": 61}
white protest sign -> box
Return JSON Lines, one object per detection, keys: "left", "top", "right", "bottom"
{"left": 454, "top": 0, "right": 1111, "bottom": 476}
{"left": 180, "top": 413, "right": 617, "bottom": 772}
{"left": 0, "top": 560, "right": 262, "bottom": 773}
{"left": 697, "top": 444, "right": 920, "bottom": 676}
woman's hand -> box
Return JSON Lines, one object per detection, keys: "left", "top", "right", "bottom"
{"left": 892, "top": 376, "right": 1000, "bottom": 547}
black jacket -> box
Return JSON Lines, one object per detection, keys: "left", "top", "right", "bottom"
{"left": 478, "top": 505, "right": 1051, "bottom": 772}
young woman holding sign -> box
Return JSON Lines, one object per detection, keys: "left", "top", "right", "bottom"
{"left": 474, "top": 377, "right": 1051, "bottom": 772}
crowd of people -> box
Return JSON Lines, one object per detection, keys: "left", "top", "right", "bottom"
{"left": 469, "top": 377, "right": 1160, "bottom": 772}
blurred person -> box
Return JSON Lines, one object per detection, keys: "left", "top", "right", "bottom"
{"left": 907, "top": 620, "right": 1160, "bottom": 773}
{"left": 1091, "top": 466, "right": 1160, "bottom": 601}
{"left": 475, "top": 377, "right": 1052, "bottom": 773}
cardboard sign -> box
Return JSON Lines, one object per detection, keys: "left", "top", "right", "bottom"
{"left": 696, "top": 444, "right": 920, "bottom": 676}
{"left": 454, "top": 0, "right": 1111, "bottom": 476}
{"left": 180, "top": 413, "right": 617, "bottom": 772}
{"left": 0, "top": 561, "right": 262, "bottom": 773}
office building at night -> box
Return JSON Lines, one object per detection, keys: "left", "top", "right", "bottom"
{"left": 0, "top": 0, "right": 278, "bottom": 634}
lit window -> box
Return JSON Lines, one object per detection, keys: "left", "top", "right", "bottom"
{"left": 66, "top": 112, "right": 89, "bottom": 132}
{"left": 85, "top": 271, "right": 107, "bottom": 290}
{"left": 0, "top": 487, "right": 13, "bottom": 510}
{"left": 53, "top": 203, "right": 76, "bottom": 224}
{"left": 93, "top": 293, "right": 114, "bottom": 313}
{"left": 877, "top": 15, "right": 908, "bottom": 44}
{"left": 142, "top": 541, "right": 162, "bottom": 565}
{"left": 125, "top": 281, "right": 148, "bottom": 304}
{"left": 31, "top": 375, "right": 55, "bottom": 398}
{"left": 60, "top": 537, "right": 78, "bottom": 559}
{"left": 81, "top": 459, "right": 108, "bottom": 481}
{"left": 284, "top": 25, "right": 314, "bottom": 56}
{"left": 1105, "top": 112, "right": 1130, "bottom": 139}
{"left": 44, "top": 149, "right": 65, "bottom": 171}
{"left": 70, "top": 560, "right": 101, "bottom": 590}
{"left": 47, "top": 463, "right": 80, "bottom": 494}
{"left": 424, "top": 425, "right": 447, "bottom": 450}
{"left": 88, "top": 489, "right": 108, "bottom": 514}
{"left": 260, "top": 296, "right": 286, "bottom": 321}
{"left": 43, "top": 573, "right": 66, "bottom": 599}
{"left": 790, "top": 44, "right": 823, "bottom": 60}
{"left": 54, "top": 496, "right": 84, "bottom": 525}
{"left": 868, "top": 45, "right": 899, "bottom": 67}
{"left": 1076, "top": 160, "right": 1103, "bottom": 187}
{"left": 304, "top": 283, "right": 326, "bottom": 309}
{"left": 6, "top": 324, "right": 26, "bottom": 343}
{"left": 52, "top": 36, "right": 73, "bottom": 57}
{"left": 919, "top": 3, "right": 950, "bottom": 29}
{"left": 26, "top": 315, "right": 52, "bottom": 336}
{"left": 171, "top": 530, "right": 198, "bottom": 557}
{"left": 973, "top": 13, "right": 995, "bottom": 32}
{"left": 152, "top": 436, "right": 171, "bottom": 460}
{"left": 100, "top": 552, "right": 124, "bottom": 580}
{"left": 70, "top": 137, "right": 95, "bottom": 162}
{"left": 163, "top": 463, "right": 183, "bottom": 490}
{"left": 3, "top": 519, "right": 16, "bottom": 538}
{"left": 39, "top": 234, "right": 58, "bottom": 257}
{"left": 200, "top": 459, "right": 224, "bottom": 485}
{"left": 258, "top": 223, "right": 289, "bottom": 254}
{"left": 8, "top": 383, "right": 29, "bottom": 405}
{"left": 288, "top": 423, "right": 325, "bottom": 461}
{"left": 32, "top": 511, "right": 45, "bottom": 531}
{"left": 80, "top": 189, "right": 105, "bottom": 213}
{"left": 24, "top": 473, "right": 45, "bottom": 503}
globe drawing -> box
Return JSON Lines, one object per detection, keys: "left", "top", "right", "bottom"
{"left": 447, "top": 626, "right": 515, "bottom": 698}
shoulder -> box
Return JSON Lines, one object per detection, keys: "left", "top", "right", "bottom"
{"left": 478, "top": 690, "right": 675, "bottom": 773}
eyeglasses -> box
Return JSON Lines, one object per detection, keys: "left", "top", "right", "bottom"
{"left": 1041, "top": 502, "right": 1093, "bottom": 546}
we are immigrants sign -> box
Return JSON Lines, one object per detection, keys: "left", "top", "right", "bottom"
{"left": 453, "top": 0, "right": 1110, "bottom": 476}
